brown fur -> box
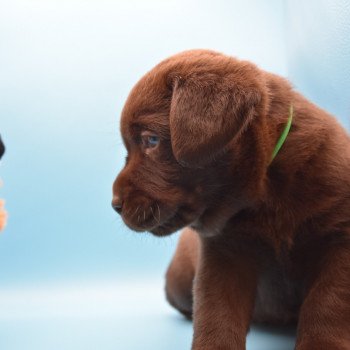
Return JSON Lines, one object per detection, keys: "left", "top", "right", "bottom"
{"left": 112, "top": 50, "right": 350, "bottom": 349}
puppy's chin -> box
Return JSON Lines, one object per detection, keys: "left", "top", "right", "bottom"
{"left": 150, "top": 222, "right": 183, "bottom": 237}
{"left": 122, "top": 216, "right": 182, "bottom": 236}
{"left": 122, "top": 204, "right": 204, "bottom": 237}
{"left": 123, "top": 214, "right": 191, "bottom": 237}
{"left": 149, "top": 206, "right": 206, "bottom": 237}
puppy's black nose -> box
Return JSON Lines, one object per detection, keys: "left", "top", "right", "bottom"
{"left": 112, "top": 196, "right": 123, "bottom": 214}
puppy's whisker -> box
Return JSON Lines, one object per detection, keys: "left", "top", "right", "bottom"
{"left": 132, "top": 205, "right": 140, "bottom": 218}
{"left": 143, "top": 210, "right": 146, "bottom": 221}
{"left": 156, "top": 203, "right": 161, "bottom": 223}
{"left": 125, "top": 207, "right": 131, "bottom": 216}
{"left": 151, "top": 206, "right": 159, "bottom": 224}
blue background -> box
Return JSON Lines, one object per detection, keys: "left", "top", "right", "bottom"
{"left": 0, "top": 0, "right": 349, "bottom": 349}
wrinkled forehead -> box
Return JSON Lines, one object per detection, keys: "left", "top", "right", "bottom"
{"left": 121, "top": 109, "right": 170, "bottom": 141}
{"left": 120, "top": 75, "right": 172, "bottom": 142}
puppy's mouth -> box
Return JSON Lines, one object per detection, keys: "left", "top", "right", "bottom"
{"left": 122, "top": 201, "right": 202, "bottom": 237}
{"left": 149, "top": 210, "right": 188, "bottom": 237}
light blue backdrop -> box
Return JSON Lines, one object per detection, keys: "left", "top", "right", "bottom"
{"left": 0, "top": 0, "right": 349, "bottom": 349}
{"left": 286, "top": 0, "right": 350, "bottom": 130}
{"left": 0, "top": 0, "right": 287, "bottom": 285}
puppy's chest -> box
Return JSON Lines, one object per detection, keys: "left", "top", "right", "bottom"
{"left": 222, "top": 230, "right": 303, "bottom": 325}
{"left": 252, "top": 255, "right": 303, "bottom": 325}
{"left": 226, "top": 205, "right": 296, "bottom": 247}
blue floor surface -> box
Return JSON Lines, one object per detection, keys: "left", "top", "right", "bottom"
{"left": 0, "top": 279, "right": 295, "bottom": 350}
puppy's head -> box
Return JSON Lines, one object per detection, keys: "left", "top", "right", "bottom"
{"left": 112, "top": 50, "right": 267, "bottom": 236}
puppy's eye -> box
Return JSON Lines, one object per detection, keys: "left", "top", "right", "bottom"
{"left": 140, "top": 132, "right": 160, "bottom": 149}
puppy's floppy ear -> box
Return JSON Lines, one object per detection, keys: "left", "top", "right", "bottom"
{"left": 169, "top": 72, "right": 263, "bottom": 167}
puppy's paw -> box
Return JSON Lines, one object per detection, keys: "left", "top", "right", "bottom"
{"left": 296, "top": 338, "right": 349, "bottom": 350}
{"left": 192, "top": 336, "right": 246, "bottom": 350}
{"left": 165, "top": 284, "right": 192, "bottom": 320}
{"left": 192, "top": 342, "right": 245, "bottom": 350}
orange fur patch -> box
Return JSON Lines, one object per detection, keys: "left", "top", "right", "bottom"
{"left": 0, "top": 199, "right": 7, "bottom": 231}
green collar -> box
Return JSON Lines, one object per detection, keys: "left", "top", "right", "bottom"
{"left": 270, "top": 105, "right": 293, "bottom": 163}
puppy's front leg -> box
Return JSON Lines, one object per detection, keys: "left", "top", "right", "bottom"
{"left": 296, "top": 238, "right": 350, "bottom": 350}
{"left": 192, "top": 237, "right": 257, "bottom": 350}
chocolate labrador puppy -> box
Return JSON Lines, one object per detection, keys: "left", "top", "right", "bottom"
{"left": 112, "top": 50, "right": 350, "bottom": 349}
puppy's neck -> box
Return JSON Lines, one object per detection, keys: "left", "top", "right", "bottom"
{"left": 191, "top": 195, "right": 250, "bottom": 238}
